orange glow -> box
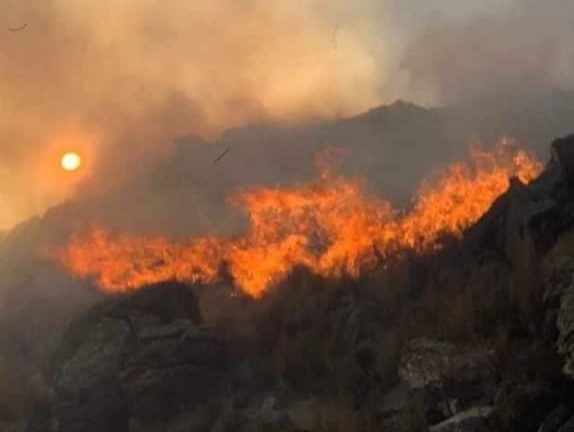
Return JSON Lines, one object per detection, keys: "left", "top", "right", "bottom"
{"left": 61, "top": 152, "right": 83, "bottom": 172}
{"left": 59, "top": 139, "right": 542, "bottom": 298}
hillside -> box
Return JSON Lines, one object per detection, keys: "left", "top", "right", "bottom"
{"left": 16, "top": 133, "right": 574, "bottom": 432}
{"left": 1, "top": 95, "right": 574, "bottom": 431}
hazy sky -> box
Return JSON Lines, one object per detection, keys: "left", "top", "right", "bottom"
{"left": 0, "top": 0, "right": 573, "bottom": 229}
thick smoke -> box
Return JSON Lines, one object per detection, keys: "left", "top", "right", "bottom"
{"left": 4, "top": 0, "right": 574, "bottom": 230}
{"left": 0, "top": 0, "right": 381, "bottom": 229}
{"left": 402, "top": 0, "right": 574, "bottom": 105}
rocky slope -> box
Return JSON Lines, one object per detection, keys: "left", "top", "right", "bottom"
{"left": 13, "top": 134, "right": 574, "bottom": 432}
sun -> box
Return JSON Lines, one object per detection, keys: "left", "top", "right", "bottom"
{"left": 61, "top": 152, "right": 82, "bottom": 172}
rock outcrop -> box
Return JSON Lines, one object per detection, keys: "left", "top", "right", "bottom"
{"left": 467, "top": 134, "right": 574, "bottom": 266}
{"left": 390, "top": 338, "right": 496, "bottom": 430}
{"left": 428, "top": 407, "right": 493, "bottom": 432}
{"left": 49, "top": 282, "right": 227, "bottom": 432}
{"left": 556, "top": 269, "right": 574, "bottom": 377}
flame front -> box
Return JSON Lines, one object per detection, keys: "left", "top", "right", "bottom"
{"left": 65, "top": 231, "right": 224, "bottom": 293}
{"left": 60, "top": 139, "right": 542, "bottom": 298}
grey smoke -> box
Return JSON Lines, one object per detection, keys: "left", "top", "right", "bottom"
{"left": 401, "top": 0, "right": 574, "bottom": 104}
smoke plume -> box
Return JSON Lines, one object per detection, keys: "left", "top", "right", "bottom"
{"left": 401, "top": 0, "right": 574, "bottom": 104}
{"left": 2, "top": 0, "right": 574, "bottom": 230}
{"left": 0, "top": 0, "right": 381, "bottom": 229}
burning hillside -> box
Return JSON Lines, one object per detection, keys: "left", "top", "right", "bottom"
{"left": 59, "top": 139, "right": 541, "bottom": 297}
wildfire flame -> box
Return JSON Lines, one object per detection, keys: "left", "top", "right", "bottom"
{"left": 60, "top": 139, "right": 542, "bottom": 298}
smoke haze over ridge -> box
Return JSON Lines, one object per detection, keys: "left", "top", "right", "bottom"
{"left": 401, "top": 0, "right": 574, "bottom": 104}
{"left": 1, "top": 0, "right": 574, "bottom": 229}
{"left": 0, "top": 0, "right": 382, "bottom": 228}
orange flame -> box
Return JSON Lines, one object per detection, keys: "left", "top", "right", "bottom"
{"left": 59, "top": 139, "right": 542, "bottom": 298}
{"left": 400, "top": 140, "right": 542, "bottom": 249}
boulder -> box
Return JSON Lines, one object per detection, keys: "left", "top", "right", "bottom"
{"left": 466, "top": 176, "right": 559, "bottom": 267}
{"left": 556, "top": 416, "right": 574, "bottom": 432}
{"left": 396, "top": 338, "right": 496, "bottom": 428}
{"left": 549, "top": 135, "right": 574, "bottom": 187}
{"left": 49, "top": 282, "right": 227, "bottom": 432}
{"left": 544, "top": 257, "right": 574, "bottom": 335}
{"left": 398, "top": 338, "right": 457, "bottom": 389}
{"left": 463, "top": 134, "right": 574, "bottom": 267}
{"left": 537, "top": 405, "right": 573, "bottom": 432}
{"left": 51, "top": 317, "right": 130, "bottom": 432}
{"left": 558, "top": 288, "right": 574, "bottom": 377}
{"left": 554, "top": 259, "right": 574, "bottom": 378}
{"left": 428, "top": 406, "right": 493, "bottom": 432}
{"left": 239, "top": 393, "right": 298, "bottom": 432}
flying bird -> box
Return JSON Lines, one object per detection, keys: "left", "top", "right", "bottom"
{"left": 8, "top": 23, "right": 28, "bottom": 32}
{"left": 212, "top": 148, "right": 230, "bottom": 165}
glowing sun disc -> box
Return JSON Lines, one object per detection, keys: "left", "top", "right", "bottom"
{"left": 61, "top": 152, "right": 82, "bottom": 172}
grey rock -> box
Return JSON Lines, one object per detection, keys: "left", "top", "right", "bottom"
{"left": 241, "top": 398, "right": 294, "bottom": 432}
{"left": 398, "top": 338, "right": 457, "bottom": 389}
{"left": 550, "top": 135, "right": 574, "bottom": 186}
{"left": 125, "top": 312, "right": 161, "bottom": 335}
{"left": 55, "top": 318, "right": 129, "bottom": 395}
{"left": 49, "top": 282, "right": 227, "bottom": 432}
{"left": 51, "top": 318, "right": 130, "bottom": 432}
{"left": 398, "top": 338, "right": 495, "bottom": 393}
{"left": 463, "top": 135, "right": 574, "bottom": 268}
{"left": 121, "top": 364, "right": 223, "bottom": 421}
{"left": 544, "top": 257, "right": 574, "bottom": 317}
{"left": 558, "top": 282, "right": 574, "bottom": 377}
{"left": 428, "top": 406, "right": 493, "bottom": 432}
{"left": 558, "top": 415, "right": 574, "bottom": 432}
{"left": 538, "top": 405, "right": 573, "bottom": 432}
{"left": 136, "top": 319, "right": 196, "bottom": 341}
{"left": 396, "top": 338, "right": 497, "bottom": 429}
